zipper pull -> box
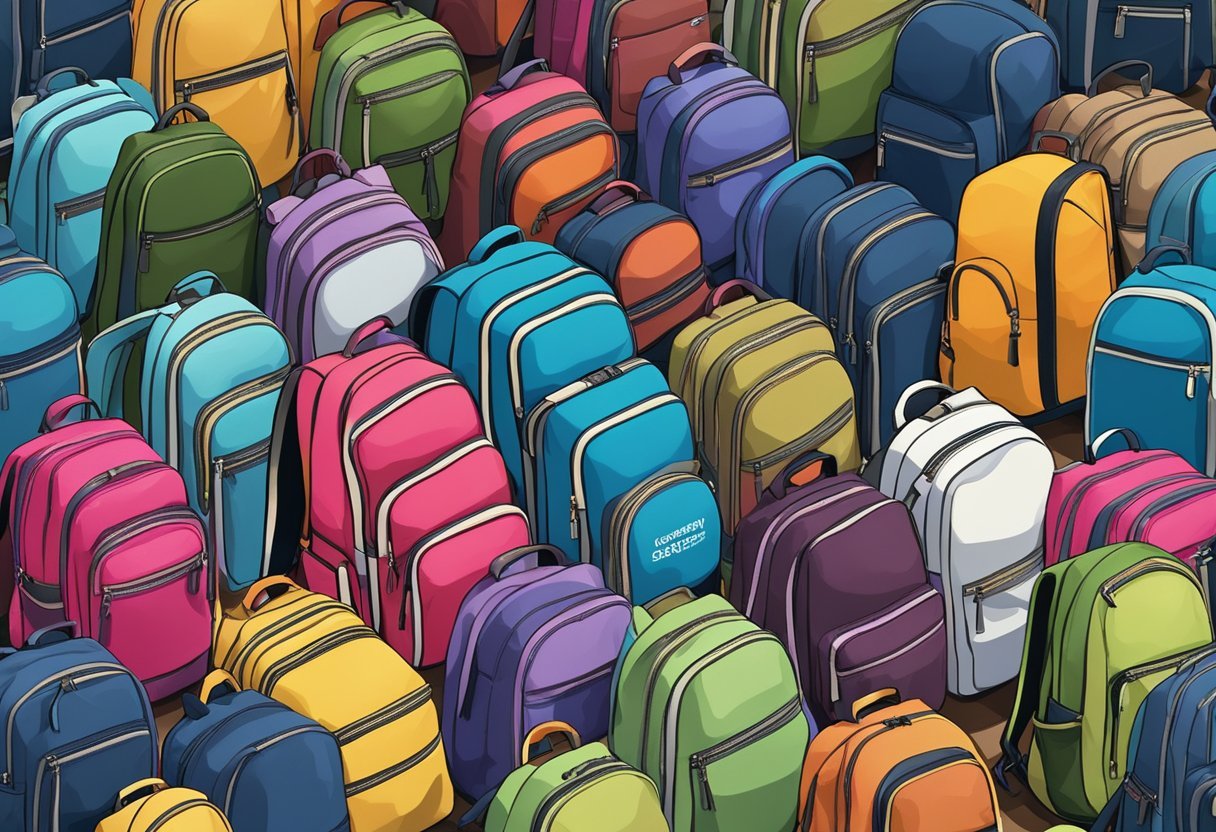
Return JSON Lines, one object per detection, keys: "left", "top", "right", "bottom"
{"left": 0, "top": 379, "right": 8, "bottom": 411}
{"left": 610, "top": 37, "right": 619, "bottom": 50}
{"left": 181, "top": 81, "right": 193, "bottom": 101}
{"left": 691, "top": 16, "right": 704, "bottom": 26}
{"left": 422, "top": 147, "right": 440, "bottom": 218}
{"left": 753, "top": 462, "right": 764, "bottom": 504}
{"left": 138, "top": 235, "right": 153, "bottom": 273}
{"left": 1007, "top": 311, "right": 1021, "bottom": 367}
{"left": 1187, "top": 365, "right": 1200, "bottom": 399}
{"left": 48, "top": 678, "right": 76, "bottom": 732}
{"left": 691, "top": 757, "right": 716, "bottom": 811}
{"left": 882, "top": 715, "right": 913, "bottom": 728}
{"left": 845, "top": 332, "right": 857, "bottom": 365}
{"left": 188, "top": 562, "right": 201, "bottom": 595}
{"left": 876, "top": 135, "right": 886, "bottom": 167}
{"left": 805, "top": 44, "right": 818, "bottom": 105}
{"left": 569, "top": 496, "right": 579, "bottom": 539}
{"left": 973, "top": 590, "right": 986, "bottom": 635}
{"left": 386, "top": 541, "right": 398, "bottom": 593}
{"left": 1114, "top": 5, "right": 1128, "bottom": 37}
{"left": 1138, "top": 793, "right": 1150, "bottom": 825}
{"left": 939, "top": 320, "right": 954, "bottom": 361}
{"left": 532, "top": 210, "right": 549, "bottom": 236}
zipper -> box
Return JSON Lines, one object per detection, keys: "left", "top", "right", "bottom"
{"left": 227, "top": 599, "right": 354, "bottom": 682}
{"left": 1085, "top": 471, "right": 1207, "bottom": 551}
{"left": 689, "top": 697, "right": 802, "bottom": 811}
{"left": 1114, "top": 4, "right": 1191, "bottom": 41}
{"left": 763, "top": 0, "right": 785, "bottom": 85}
{"left": 138, "top": 199, "right": 259, "bottom": 273}
{"left": 876, "top": 128, "right": 976, "bottom": 168}
{"left": 801, "top": 183, "right": 898, "bottom": 314}
{"left": 1129, "top": 481, "right": 1216, "bottom": 538}
{"left": 960, "top": 548, "right": 1042, "bottom": 635}
{"left": 674, "top": 299, "right": 776, "bottom": 400}
{"left": 1094, "top": 341, "right": 1210, "bottom": 398}
{"left": 194, "top": 366, "right": 288, "bottom": 509}
{"left": 99, "top": 554, "right": 205, "bottom": 643}
{"left": 177, "top": 52, "right": 289, "bottom": 99}
{"left": 373, "top": 131, "right": 459, "bottom": 217}
{"left": 874, "top": 748, "right": 980, "bottom": 831}
{"left": 1121, "top": 119, "right": 1212, "bottom": 218}
{"left": 89, "top": 507, "right": 202, "bottom": 592}
{"left": 32, "top": 725, "right": 152, "bottom": 832}
{"left": 261, "top": 626, "right": 379, "bottom": 694}
{"left": 532, "top": 169, "right": 617, "bottom": 235}
{"left": 60, "top": 459, "right": 165, "bottom": 584}
{"left": 840, "top": 711, "right": 939, "bottom": 832}
{"left": 212, "top": 439, "right": 271, "bottom": 583}
{"left": 0, "top": 326, "right": 80, "bottom": 379}
{"left": 828, "top": 588, "right": 941, "bottom": 703}
{"left": 360, "top": 70, "right": 461, "bottom": 163}
{"left": 531, "top": 760, "right": 634, "bottom": 831}
{"left": 1100, "top": 558, "right": 1200, "bottom": 606}
{"left": 174, "top": 701, "right": 283, "bottom": 787}
{"left": 344, "top": 733, "right": 441, "bottom": 796}
{"left": 687, "top": 137, "right": 792, "bottom": 188}
{"left": 1053, "top": 451, "right": 1173, "bottom": 557}
{"left": 40, "top": 7, "right": 128, "bottom": 47}
{"left": 920, "top": 421, "right": 1023, "bottom": 483}
{"left": 496, "top": 120, "right": 615, "bottom": 227}
{"left": 222, "top": 726, "right": 327, "bottom": 815}
{"left": 1107, "top": 647, "right": 1202, "bottom": 778}
{"left": 54, "top": 189, "right": 105, "bottom": 223}
{"left": 334, "top": 685, "right": 432, "bottom": 746}
{"left": 606, "top": 471, "right": 696, "bottom": 597}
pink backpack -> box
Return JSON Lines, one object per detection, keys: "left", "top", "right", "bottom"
{"left": 267, "top": 318, "right": 531, "bottom": 665}
{"left": 0, "top": 395, "right": 210, "bottom": 699}
{"left": 1047, "top": 428, "right": 1216, "bottom": 569}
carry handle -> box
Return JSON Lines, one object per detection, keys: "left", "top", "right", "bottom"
{"left": 587, "top": 181, "right": 647, "bottom": 215}
{"left": 851, "top": 688, "right": 900, "bottom": 721}
{"left": 199, "top": 669, "right": 241, "bottom": 703}
{"left": 35, "top": 67, "right": 97, "bottom": 101}
{"left": 469, "top": 226, "right": 526, "bottom": 263}
{"left": 314, "top": 0, "right": 407, "bottom": 48}
{"left": 1088, "top": 60, "right": 1153, "bottom": 97}
{"left": 1137, "top": 243, "right": 1192, "bottom": 273}
{"left": 116, "top": 779, "right": 168, "bottom": 809}
{"left": 40, "top": 396, "right": 101, "bottom": 433}
{"left": 153, "top": 102, "right": 209, "bottom": 131}
{"left": 642, "top": 586, "right": 696, "bottom": 615}
{"left": 668, "top": 44, "right": 736, "bottom": 84}
{"left": 166, "top": 272, "right": 226, "bottom": 306}
{"left": 26, "top": 621, "right": 78, "bottom": 647}
{"left": 521, "top": 721, "right": 581, "bottom": 764}
{"left": 342, "top": 317, "right": 392, "bottom": 357}
{"left": 893, "top": 381, "right": 956, "bottom": 430}
{"left": 1030, "top": 130, "right": 1080, "bottom": 160}
{"left": 291, "top": 149, "right": 352, "bottom": 193}
{"left": 490, "top": 545, "right": 567, "bottom": 580}
{"left": 1084, "top": 428, "right": 1142, "bottom": 464}
{"left": 492, "top": 59, "right": 550, "bottom": 92}
{"left": 242, "top": 576, "right": 300, "bottom": 612}
{"left": 768, "top": 452, "right": 837, "bottom": 502}
{"left": 705, "top": 279, "right": 769, "bottom": 314}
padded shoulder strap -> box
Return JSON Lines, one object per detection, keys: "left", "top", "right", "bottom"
{"left": 261, "top": 366, "right": 307, "bottom": 578}
{"left": 84, "top": 308, "right": 161, "bottom": 421}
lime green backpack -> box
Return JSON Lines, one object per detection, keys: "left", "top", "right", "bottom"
{"left": 608, "top": 592, "right": 808, "bottom": 832}
{"left": 998, "top": 543, "right": 1214, "bottom": 824}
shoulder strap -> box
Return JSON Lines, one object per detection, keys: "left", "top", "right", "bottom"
{"left": 261, "top": 366, "right": 307, "bottom": 578}
{"left": 499, "top": 0, "right": 535, "bottom": 78}
{"left": 83, "top": 308, "right": 161, "bottom": 421}
{"left": 997, "top": 567, "right": 1059, "bottom": 790}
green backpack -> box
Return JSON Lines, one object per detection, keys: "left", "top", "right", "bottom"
{"left": 998, "top": 543, "right": 1214, "bottom": 824}
{"left": 310, "top": 0, "right": 471, "bottom": 221}
{"left": 609, "top": 592, "right": 808, "bottom": 832}
{"left": 484, "top": 731, "right": 668, "bottom": 832}
{"left": 87, "top": 103, "right": 262, "bottom": 343}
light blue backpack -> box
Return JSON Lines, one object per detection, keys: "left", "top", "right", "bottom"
{"left": 411, "top": 225, "right": 636, "bottom": 494}
{"left": 1146, "top": 150, "right": 1216, "bottom": 267}
{"left": 84, "top": 273, "right": 293, "bottom": 590}
{"left": 0, "top": 226, "right": 82, "bottom": 466}
{"left": 523, "top": 357, "right": 719, "bottom": 602}
{"left": 1087, "top": 244, "right": 1216, "bottom": 474}
{"left": 8, "top": 68, "right": 154, "bottom": 316}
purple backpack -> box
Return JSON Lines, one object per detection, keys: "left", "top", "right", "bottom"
{"left": 728, "top": 455, "right": 947, "bottom": 724}
{"left": 442, "top": 545, "right": 631, "bottom": 800}
{"left": 636, "top": 43, "right": 793, "bottom": 281}
{"left": 264, "top": 149, "right": 444, "bottom": 362}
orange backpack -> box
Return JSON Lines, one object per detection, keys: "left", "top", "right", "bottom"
{"left": 798, "top": 690, "right": 1001, "bottom": 832}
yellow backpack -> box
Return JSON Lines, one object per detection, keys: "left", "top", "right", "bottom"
{"left": 95, "top": 780, "right": 231, "bottom": 831}
{"left": 212, "top": 577, "right": 453, "bottom": 832}
{"left": 132, "top": 0, "right": 302, "bottom": 184}
{"left": 940, "top": 152, "right": 1117, "bottom": 418}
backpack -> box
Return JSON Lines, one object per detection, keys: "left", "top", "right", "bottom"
{"left": 877, "top": 382, "right": 1054, "bottom": 696}
{"left": 213, "top": 576, "right": 453, "bottom": 831}
{"left": 733, "top": 155, "right": 854, "bottom": 295}
{"left": 1146, "top": 149, "right": 1216, "bottom": 266}
{"left": 798, "top": 690, "right": 1000, "bottom": 832}
{"left": 482, "top": 734, "right": 668, "bottom": 832}
{"left": 442, "top": 546, "right": 631, "bottom": 801}
{"left": 0, "top": 229, "right": 82, "bottom": 468}
{"left": 264, "top": 150, "right": 444, "bottom": 363}
{"left": 1034, "top": 66, "right": 1216, "bottom": 270}
{"left": 1048, "top": 428, "right": 1216, "bottom": 574}
{"left": 309, "top": 1, "right": 470, "bottom": 222}
{"left": 131, "top": 0, "right": 302, "bottom": 185}
{"left": 1087, "top": 245, "right": 1216, "bottom": 476}
{"left": 87, "top": 104, "right": 261, "bottom": 344}
{"left": 998, "top": 542, "right": 1215, "bottom": 823}
{"left": 1032, "top": 0, "right": 1216, "bottom": 93}
{"left": 0, "top": 627, "right": 157, "bottom": 832}
{"left": 84, "top": 273, "right": 293, "bottom": 592}
{"left": 731, "top": 457, "right": 947, "bottom": 723}
{"left": 609, "top": 592, "right": 809, "bottom": 832}
{"left": 284, "top": 0, "right": 347, "bottom": 132}
{"left": 725, "top": 0, "right": 926, "bottom": 158}
{"left": 438, "top": 60, "right": 620, "bottom": 264}
{"left": 433, "top": 0, "right": 526, "bottom": 57}
{"left": 942, "top": 152, "right": 1117, "bottom": 419}
{"left": 637, "top": 44, "right": 792, "bottom": 280}
{"left": 412, "top": 227, "right": 636, "bottom": 496}
{"left": 555, "top": 181, "right": 710, "bottom": 352}
{"left": 95, "top": 781, "right": 231, "bottom": 832}
{"left": 798, "top": 182, "right": 954, "bottom": 455}
{"left": 876, "top": 0, "right": 1059, "bottom": 225}
{"left": 0, "top": 395, "right": 211, "bottom": 700}
{"left": 162, "top": 670, "right": 349, "bottom": 832}
{"left": 8, "top": 70, "right": 155, "bottom": 316}
{"left": 523, "top": 358, "right": 715, "bottom": 601}
{"left": 668, "top": 283, "right": 861, "bottom": 548}
{"left": 267, "top": 317, "right": 528, "bottom": 666}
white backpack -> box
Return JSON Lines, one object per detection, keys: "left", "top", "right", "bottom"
{"left": 876, "top": 381, "right": 1053, "bottom": 696}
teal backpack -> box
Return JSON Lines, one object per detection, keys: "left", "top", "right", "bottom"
{"left": 85, "top": 273, "right": 293, "bottom": 590}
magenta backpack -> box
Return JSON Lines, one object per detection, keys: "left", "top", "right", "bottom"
{"left": 265, "top": 318, "right": 531, "bottom": 666}
{"left": 0, "top": 395, "right": 210, "bottom": 700}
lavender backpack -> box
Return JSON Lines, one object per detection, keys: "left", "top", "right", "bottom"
{"left": 442, "top": 545, "right": 631, "bottom": 801}
{"left": 636, "top": 43, "right": 793, "bottom": 281}
{"left": 728, "top": 454, "right": 947, "bottom": 724}
{"left": 264, "top": 150, "right": 443, "bottom": 362}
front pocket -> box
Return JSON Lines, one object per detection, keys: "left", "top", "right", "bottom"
{"left": 609, "top": 15, "right": 708, "bottom": 130}
{"left": 211, "top": 438, "right": 273, "bottom": 591}
{"left": 36, "top": 5, "right": 130, "bottom": 82}
{"left": 374, "top": 131, "right": 459, "bottom": 220}
{"left": 876, "top": 121, "right": 977, "bottom": 222}
{"left": 1103, "top": 4, "right": 1193, "bottom": 90}
{"left": 51, "top": 188, "right": 107, "bottom": 309}
{"left": 31, "top": 722, "right": 154, "bottom": 832}
{"left": 958, "top": 549, "right": 1041, "bottom": 693}
{"left": 1105, "top": 649, "right": 1199, "bottom": 783}
{"left": 1029, "top": 708, "right": 1089, "bottom": 819}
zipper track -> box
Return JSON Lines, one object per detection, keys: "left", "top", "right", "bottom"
{"left": 921, "top": 421, "right": 1022, "bottom": 482}
{"left": 0, "top": 327, "right": 80, "bottom": 378}
{"left": 42, "top": 6, "right": 129, "bottom": 45}
{"left": 1120, "top": 119, "right": 1214, "bottom": 218}
{"left": 177, "top": 52, "right": 288, "bottom": 97}
{"left": 344, "top": 733, "right": 441, "bottom": 796}
{"left": 531, "top": 760, "right": 634, "bottom": 831}
{"left": 222, "top": 725, "right": 326, "bottom": 815}
{"left": 1106, "top": 646, "right": 1202, "bottom": 778}
{"left": 261, "top": 627, "right": 379, "bottom": 694}
{"left": 140, "top": 198, "right": 260, "bottom": 273}
{"left": 54, "top": 189, "right": 105, "bottom": 222}
{"left": 89, "top": 506, "right": 202, "bottom": 590}
{"left": 687, "top": 137, "right": 792, "bottom": 188}
{"left": 689, "top": 696, "right": 802, "bottom": 811}
{"left": 227, "top": 599, "right": 355, "bottom": 681}
{"left": 960, "top": 547, "right": 1042, "bottom": 634}
{"left": 840, "top": 711, "right": 938, "bottom": 832}
{"left": 1054, "top": 451, "right": 1172, "bottom": 557}
{"left": 334, "top": 685, "right": 432, "bottom": 745}
{"left": 1128, "top": 481, "right": 1216, "bottom": 539}
{"left": 607, "top": 471, "right": 695, "bottom": 596}
{"left": 495, "top": 120, "right": 615, "bottom": 225}
{"left": 876, "top": 127, "right": 976, "bottom": 167}
{"left": 627, "top": 266, "right": 706, "bottom": 325}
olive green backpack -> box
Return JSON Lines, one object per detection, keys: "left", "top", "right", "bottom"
{"left": 998, "top": 543, "right": 1214, "bottom": 823}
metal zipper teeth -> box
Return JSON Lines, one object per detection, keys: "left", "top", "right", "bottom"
{"left": 41, "top": 7, "right": 129, "bottom": 46}
{"left": 0, "top": 328, "right": 79, "bottom": 378}
{"left": 223, "top": 725, "right": 326, "bottom": 814}
{"left": 226, "top": 598, "right": 355, "bottom": 680}
{"left": 89, "top": 507, "right": 202, "bottom": 590}
{"left": 627, "top": 267, "right": 707, "bottom": 325}
{"left": 149, "top": 0, "right": 192, "bottom": 106}
{"left": 194, "top": 367, "right": 288, "bottom": 508}
{"left": 217, "top": 438, "right": 271, "bottom": 476}
{"left": 261, "top": 627, "right": 380, "bottom": 694}
{"left": 32, "top": 726, "right": 153, "bottom": 831}
{"left": 1107, "top": 647, "right": 1202, "bottom": 779}
{"left": 103, "top": 552, "right": 204, "bottom": 599}
{"left": 1100, "top": 558, "right": 1200, "bottom": 605}
{"left": 54, "top": 188, "right": 105, "bottom": 222}
{"left": 608, "top": 472, "right": 692, "bottom": 595}
{"left": 877, "top": 128, "right": 976, "bottom": 167}
{"left": 531, "top": 761, "right": 634, "bottom": 832}
{"left": 60, "top": 459, "right": 166, "bottom": 581}
{"left": 532, "top": 169, "right": 618, "bottom": 235}
{"left": 344, "top": 733, "right": 442, "bottom": 796}
{"left": 961, "top": 547, "right": 1043, "bottom": 598}
{"left": 1128, "top": 481, "right": 1216, "bottom": 539}
{"left": 687, "top": 137, "right": 792, "bottom": 188}
{"left": 840, "top": 711, "right": 939, "bottom": 832}
{"left": 495, "top": 119, "right": 615, "bottom": 221}
{"left": 1094, "top": 342, "right": 1210, "bottom": 372}
{"left": 689, "top": 695, "right": 801, "bottom": 768}
{"left": 359, "top": 69, "right": 461, "bottom": 105}
{"left": 177, "top": 52, "right": 288, "bottom": 97}
{"left": 1120, "top": 119, "right": 1214, "bottom": 215}
{"left": 921, "top": 421, "right": 1022, "bottom": 481}
{"left": 375, "top": 130, "right": 458, "bottom": 168}
{"left": 334, "top": 684, "right": 432, "bottom": 745}
{"left": 142, "top": 198, "right": 259, "bottom": 249}
{"left": 674, "top": 301, "right": 777, "bottom": 400}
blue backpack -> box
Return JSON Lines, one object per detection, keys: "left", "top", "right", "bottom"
{"left": 734, "top": 156, "right": 854, "bottom": 295}
{"left": 8, "top": 68, "right": 154, "bottom": 315}
{"left": 523, "top": 357, "right": 717, "bottom": 602}
{"left": 0, "top": 227, "right": 82, "bottom": 466}
{"left": 1087, "top": 244, "right": 1216, "bottom": 475}
{"left": 876, "top": 0, "right": 1059, "bottom": 225}
{"left": 1146, "top": 150, "right": 1216, "bottom": 267}
{"left": 798, "top": 182, "right": 954, "bottom": 455}
{"left": 84, "top": 273, "right": 293, "bottom": 590}
{"left": 0, "top": 624, "right": 158, "bottom": 832}
{"left": 411, "top": 226, "right": 636, "bottom": 494}
{"left": 163, "top": 670, "right": 349, "bottom": 832}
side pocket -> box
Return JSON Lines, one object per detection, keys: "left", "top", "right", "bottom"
{"left": 1029, "top": 705, "right": 1089, "bottom": 820}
